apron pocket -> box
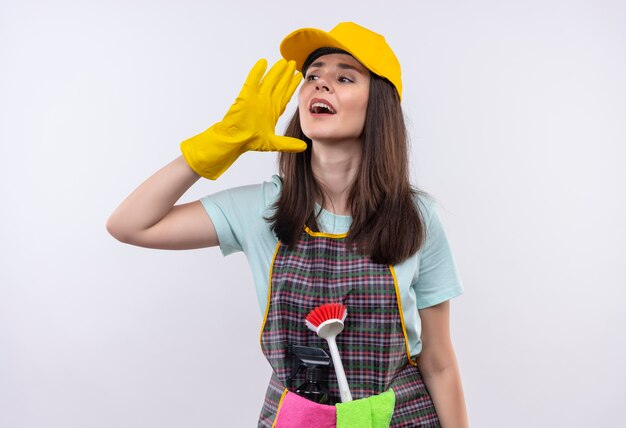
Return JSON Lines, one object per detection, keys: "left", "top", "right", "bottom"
{"left": 273, "top": 390, "right": 336, "bottom": 428}
{"left": 335, "top": 388, "right": 395, "bottom": 428}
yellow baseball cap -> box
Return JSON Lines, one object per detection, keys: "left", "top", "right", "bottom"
{"left": 280, "top": 22, "right": 403, "bottom": 100}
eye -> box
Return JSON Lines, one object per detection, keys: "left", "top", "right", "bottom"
{"left": 305, "top": 74, "right": 319, "bottom": 81}
{"left": 338, "top": 76, "right": 354, "bottom": 83}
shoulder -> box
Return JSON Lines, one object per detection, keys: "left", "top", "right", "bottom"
{"left": 255, "top": 174, "right": 283, "bottom": 208}
{"left": 265, "top": 174, "right": 283, "bottom": 202}
{"left": 199, "top": 176, "right": 282, "bottom": 256}
{"left": 413, "top": 191, "right": 439, "bottom": 229}
{"left": 201, "top": 175, "right": 282, "bottom": 214}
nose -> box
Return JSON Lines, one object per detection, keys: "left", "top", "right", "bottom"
{"left": 315, "top": 76, "right": 332, "bottom": 93}
{"left": 316, "top": 83, "right": 330, "bottom": 92}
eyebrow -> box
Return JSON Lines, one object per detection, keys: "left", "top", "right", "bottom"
{"left": 308, "top": 61, "right": 364, "bottom": 73}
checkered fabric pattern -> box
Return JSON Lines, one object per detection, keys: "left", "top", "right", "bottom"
{"left": 258, "top": 230, "right": 440, "bottom": 427}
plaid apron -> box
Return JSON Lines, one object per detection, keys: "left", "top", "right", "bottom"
{"left": 258, "top": 227, "right": 440, "bottom": 427}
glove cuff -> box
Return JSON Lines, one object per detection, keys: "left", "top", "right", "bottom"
{"left": 180, "top": 124, "right": 241, "bottom": 180}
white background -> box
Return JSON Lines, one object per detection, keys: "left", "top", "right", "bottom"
{"left": 1, "top": 0, "right": 625, "bottom": 426}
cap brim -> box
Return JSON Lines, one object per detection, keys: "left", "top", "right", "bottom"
{"left": 280, "top": 28, "right": 354, "bottom": 73}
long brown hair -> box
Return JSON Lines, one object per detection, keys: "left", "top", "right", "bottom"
{"left": 268, "top": 73, "right": 429, "bottom": 265}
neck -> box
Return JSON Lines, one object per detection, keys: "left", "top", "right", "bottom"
{"left": 310, "top": 139, "right": 362, "bottom": 215}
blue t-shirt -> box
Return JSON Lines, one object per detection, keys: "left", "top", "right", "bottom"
{"left": 201, "top": 175, "right": 463, "bottom": 356}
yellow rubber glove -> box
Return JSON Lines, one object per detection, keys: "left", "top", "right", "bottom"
{"left": 180, "top": 59, "right": 306, "bottom": 180}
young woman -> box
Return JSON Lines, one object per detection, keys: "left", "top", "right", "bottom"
{"left": 107, "top": 22, "right": 468, "bottom": 428}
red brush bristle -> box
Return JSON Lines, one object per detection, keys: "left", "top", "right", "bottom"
{"left": 305, "top": 303, "right": 347, "bottom": 327}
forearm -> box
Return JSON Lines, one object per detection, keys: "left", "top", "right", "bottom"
{"left": 421, "top": 360, "right": 468, "bottom": 428}
{"left": 107, "top": 156, "right": 201, "bottom": 239}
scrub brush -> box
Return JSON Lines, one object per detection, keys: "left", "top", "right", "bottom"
{"left": 305, "top": 303, "right": 353, "bottom": 403}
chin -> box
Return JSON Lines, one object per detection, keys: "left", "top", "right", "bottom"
{"left": 302, "top": 126, "right": 358, "bottom": 144}
{"left": 303, "top": 129, "right": 341, "bottom": 143}
{"left": 308, "top": 135, "right": 362, "bottom": 146}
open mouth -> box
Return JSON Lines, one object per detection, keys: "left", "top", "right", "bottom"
{"left": 309, "top": 101, "right": 336, "bottom": 115}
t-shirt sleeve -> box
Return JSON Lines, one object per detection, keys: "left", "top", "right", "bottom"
{"left": 413, "top": 197, "right": 464, "bottom": 309}
{"left": 199, "top": 176, "right": 281, "bottom": 257}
